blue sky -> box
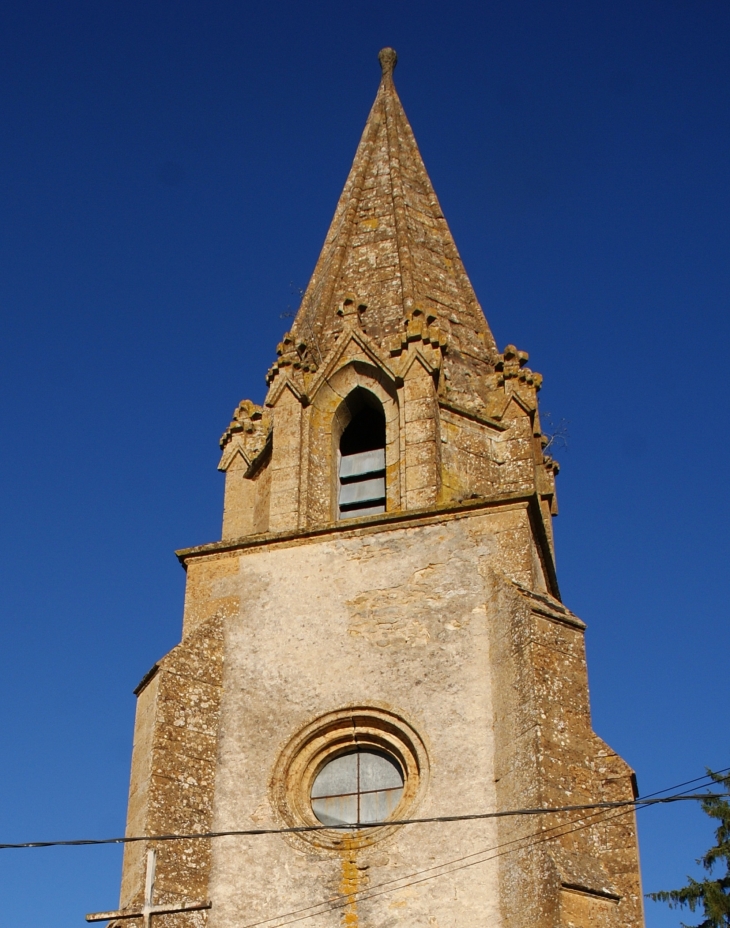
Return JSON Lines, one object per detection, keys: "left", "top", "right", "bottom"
{"left": 0, "top": 1, "right": 728, "bottom": 924}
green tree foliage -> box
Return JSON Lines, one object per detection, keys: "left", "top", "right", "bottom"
{"left": 648, "top": 771, "right": 730, "bottom": 927}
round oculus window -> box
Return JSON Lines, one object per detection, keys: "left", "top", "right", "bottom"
{"left": 271, "top": 707, "right": 428, "bottom": 850}
{"left": 310, "top": 748, "right": 404, "bottom": 826}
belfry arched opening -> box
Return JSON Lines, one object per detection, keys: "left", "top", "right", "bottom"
{"left": 338, "top": 390, "right": 386, "bottom": 519}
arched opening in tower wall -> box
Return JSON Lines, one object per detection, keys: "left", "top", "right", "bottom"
{"left": 338, "top": 390, "right": 386, "bottom": 519}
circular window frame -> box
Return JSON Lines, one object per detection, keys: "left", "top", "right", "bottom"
{"left": 271, "top": 707, "right": 429, "bottom": 850}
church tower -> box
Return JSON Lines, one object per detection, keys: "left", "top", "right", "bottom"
{"left": 95, "top": 49, "right": 644, "bottom": 928}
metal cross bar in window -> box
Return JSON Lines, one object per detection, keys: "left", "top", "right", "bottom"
{"left": 86, "top": 849, "right": 211, "bottom": 927}
{"left": 312, "top": 786, "right": 404, "bottom": 800}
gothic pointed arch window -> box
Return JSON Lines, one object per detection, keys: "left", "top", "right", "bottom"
{"left": 338, "top": 390, "right": 386, "bottom": 519}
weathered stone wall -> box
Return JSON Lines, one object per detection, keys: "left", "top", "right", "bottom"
{"left": 152, "top": 502, "right": 641, "bottom": 928}
{"left": 203, "top": 511, "right": 508, "bottom": 928}
{"left": 221, "top": 454, "right": 255, "bottom": 540}
{"left": 117, "top": 615, "right": 225, "bottom": 928}
{"left": 218, "top": 337, "right": 557, "bottom": 567}
{"left": 117, "top": 505, "right": 641, "bottom": 928}
{"left": 489, "top": 579, "right": 643, "bottom": 928}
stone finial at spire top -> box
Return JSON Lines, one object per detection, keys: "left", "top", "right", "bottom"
{"left": 378, "top": 47, "right": 398, "bottom": 79}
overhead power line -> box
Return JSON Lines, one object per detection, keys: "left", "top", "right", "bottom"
{"left": 243, "top": 785, "right": 717, "bottom": 928}
{"left": 3, "top": 769, "right": 726, "bottom": 928}
{"left": 1, "top": 789, "right": 727, "bottom": 851}
{"left": 242, "top": 769, "right": 730, "bottom": 928}
{"left": 638, "top": 766, "right": 730, "bottom": 798}
{"left": 241, "top": 801, "right": 636, "bottom": 928}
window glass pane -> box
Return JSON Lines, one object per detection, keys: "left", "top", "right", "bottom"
{"left": 310, "top": 750, "right": 404, "bottom": 826}
{"left": 311, "top": 753, "right": 358, "bottom": 798}
{"left": 358, "top": 751, "right": 403, "bottom": 792}
{"left": 312, "top": 795, "right": 359, "bottom": 826}
{"left": 359, "top": 787, "right": 403, "bottom": 824}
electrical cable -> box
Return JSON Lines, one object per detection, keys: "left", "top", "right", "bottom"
{"left": 634, "top": 765, "right": 730, "bottom": 799}
{"left": 238, "top": 769, "right": 730, "bottom": 928}
{"left": 0, "top": 787, "right": 727, "bottom": 851}
{"left": 242, "top": 800, "right": 648, "bottom": 928}
{"left": 2, "top": 768, "right": 725, "bottom": 927}
{"left": 238, "top": 799, "right": 627, "bottom": 928}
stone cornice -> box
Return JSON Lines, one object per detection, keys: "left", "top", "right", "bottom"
{"left": 438, "top": 399, "right": 509, "bottom": 431}
{"left": 511, "top": 580, "right": 584, "bottom": 630}
{"left": 176, "top": 492, "right": 560, "bottom": 600}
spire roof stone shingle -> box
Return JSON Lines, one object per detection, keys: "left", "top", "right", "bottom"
{"left": 289, "top": 48, "right": 498, "bottom": 367}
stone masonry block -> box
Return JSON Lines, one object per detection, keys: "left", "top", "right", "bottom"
{"left": 405, "top": 440, "right": 438, "bottom": 471}
{"left": 403, "top": 373, "right": 436, "bottom": 401}
{"left": 405, "top": 417, "right": 436, "bottom": 445}
{"left": 404, "top": 396, "right": 436, "bottom": 423}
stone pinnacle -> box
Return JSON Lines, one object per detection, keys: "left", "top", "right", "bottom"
{"left": 379, "top": 47, "right": 398, "bottom": 79}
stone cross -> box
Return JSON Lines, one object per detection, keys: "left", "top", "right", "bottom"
{"left": 86, "top": 849, "right": 211, "bottom": 926}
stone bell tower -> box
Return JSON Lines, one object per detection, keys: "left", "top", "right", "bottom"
{"left": 101, "top": 48, "right": 644, "bottom": 928}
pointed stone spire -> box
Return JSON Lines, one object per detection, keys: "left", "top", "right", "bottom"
{"left": 290, "top": 48, "right": 497, "bottom": 367}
